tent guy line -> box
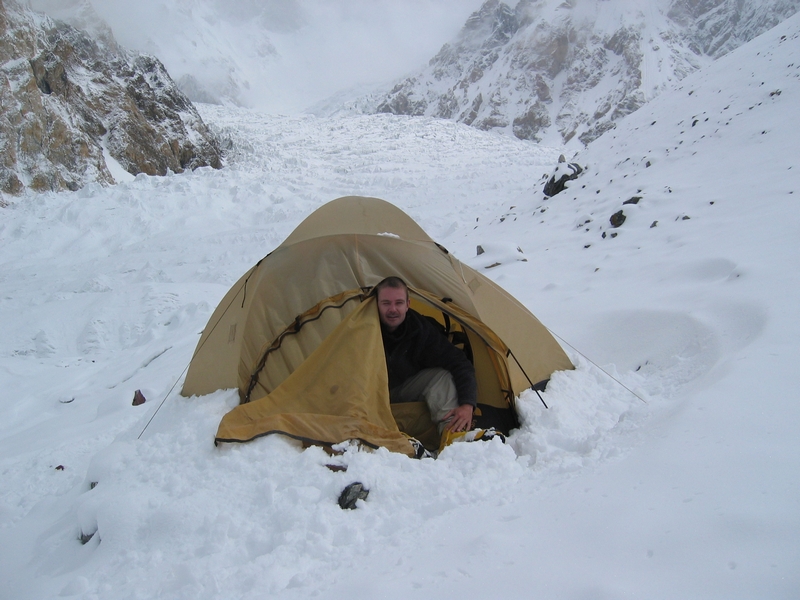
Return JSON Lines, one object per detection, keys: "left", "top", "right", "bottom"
{"left": 547, "top": 328, "right": 649, "bottom": 405}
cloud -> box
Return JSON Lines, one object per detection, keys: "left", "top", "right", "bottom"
{"left": 27, "top": 0, "right": 485, "bottom": 112}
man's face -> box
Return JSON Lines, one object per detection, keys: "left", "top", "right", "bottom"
{"left": 377, "top": 286, "right": 409, "bottom": 332}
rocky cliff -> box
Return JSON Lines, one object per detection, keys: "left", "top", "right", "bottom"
{"left": 0, "top": 0, "right": 221, "bottom": 195}
{"left": 374, "top": 0, "right": 800, "bottom": 145}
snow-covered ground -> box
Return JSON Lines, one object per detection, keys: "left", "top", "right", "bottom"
{"left": 1, "top": 13, "right": 799, "bottom": 600}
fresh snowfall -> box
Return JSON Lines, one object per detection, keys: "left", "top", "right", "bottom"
{"left": 1, "top": 12, "right": 799, "bottom": 600}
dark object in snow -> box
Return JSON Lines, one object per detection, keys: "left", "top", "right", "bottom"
{"left": 132, "top": 390, "right": 147, "bottom": 406}
{"left": 79, "top": 530, "right": 96, "bottom": 545}
{"left": 338, "top": 482, "right": 369, "bottom": 509}
{"left": 623, "top": 196, "right": 641, "bottom": 205}
{"left": 325, "top": 464, "right": 348, "bottom": 473}
{"left": 650, "top": 221, "right": 658, "bottom": 228}
{"left": 55, "top": 465, "right": 65, "bottom": 471}
{"left": 543, "top": 161, "right": 583, "bottom": 197}
{"left": 610, "top": 210, "right": 626, "bottom": 228}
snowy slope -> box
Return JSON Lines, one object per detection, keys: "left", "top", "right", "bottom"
{"left": 1, "top": 12, "right": 799, "bottom": 600}
{"left": 372, "top": 0, "right": 800, "bottom": 146}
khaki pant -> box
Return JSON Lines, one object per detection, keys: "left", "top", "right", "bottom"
{"left": 390, "top": 368, "right": 459, "bottom": 433}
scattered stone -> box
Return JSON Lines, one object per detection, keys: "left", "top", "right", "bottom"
{"left": 338, "top": 482, "right": 369, "bottom": 510}
{"left": 79, "top": 530, "right": 96, "bottom": 545}
{"left": 132, "top": 390, "right": 147, "bottom": 406}
{"left": 55, "top": 465, "right": 65, "bottom": 471}
{"left": 543, "top": 162, "right": 583, "bottom": 197}
{"left": 476, "top": 245, "right": 485, "bottom": 256}
{"left": 623, "top": 196, "right": 641, "bottom": 205}
{"left": 609, "top": 210, "right": 626, "bottom": 228}
{"left": 650, "top": 221, "right": 658, "bottom": 228}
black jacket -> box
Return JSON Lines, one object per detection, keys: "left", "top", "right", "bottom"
{"left": 381, "top": 308, "right": 477, "bottom": 407}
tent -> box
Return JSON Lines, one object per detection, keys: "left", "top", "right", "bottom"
{"left": 181, "top": 196, "right": 573, "bottom": 456}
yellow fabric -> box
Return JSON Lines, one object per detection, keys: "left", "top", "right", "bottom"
{"left": 390, "top": 402, "right": 439, "bottom": 450}
{"left": 215, "top": 298, "right": 416, "bottom": 457}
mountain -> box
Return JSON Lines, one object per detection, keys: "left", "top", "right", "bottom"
{"left": 373, "top": 0, "right": 800, "bottom": 145}
{"left": 0, "top": 0, "right": 222, "bottom": 195}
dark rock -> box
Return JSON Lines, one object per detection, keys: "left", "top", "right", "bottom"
{"left": 132, "top": 390, "right": 146, "bottom": 406}
{"left": 338, "top": 482, "right": 369, "bottom": 510}
{"left": 610, "top": 210, "right": 626, "bottom": 228}
{"left": 623, "top": 196, "right": 641, "bottom": 205}
{"left": 79, "top": 530, "right": 96, "bottom": 545}
{"left": 543, "top": 162, "right": 583, "bottom": 197}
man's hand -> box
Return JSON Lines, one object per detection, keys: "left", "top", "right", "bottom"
{"left": 443, "top": 404, "right": 474, "bottom": 433}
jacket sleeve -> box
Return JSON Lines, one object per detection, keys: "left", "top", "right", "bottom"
{"left": 417, "top": 319, "right": 478, "bottom": 407}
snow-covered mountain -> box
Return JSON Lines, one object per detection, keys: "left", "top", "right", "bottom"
{"left": 372, "top": 0, "right": 800, "bottom": 145}
{"left": 25, "top": 0, "right": 482, "bottom": 113}
{"left": 0, "top": 10, "right": 798, "bottom": 599}
{"left": 0, "top": 0, "right": 221, "bottom": 195}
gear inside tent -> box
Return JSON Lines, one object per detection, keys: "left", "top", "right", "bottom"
{"left": 181, "top": 196, "right": 573, "bottom": 455}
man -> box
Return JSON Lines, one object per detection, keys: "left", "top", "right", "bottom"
{"left": 375, "top": 276, "right": 477, "bottom": 434}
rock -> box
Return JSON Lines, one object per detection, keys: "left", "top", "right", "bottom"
{"left": 0, "top": 0, "right": 222, "bottom": 195}
{"left": 338, "top": 482, "right": 369, "bottom": 510}
{"left": 610, "top": 210, "right": 626, "bottom": 228}
{"left": 132, "top": 390, "right": 146, "bottom": 406}
{"left": 543, "top": 161, "right": 582, "bottom": 197}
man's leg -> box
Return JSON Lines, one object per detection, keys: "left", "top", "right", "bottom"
{"left": 390, "top": 368, "right": 459, "bottom": 433}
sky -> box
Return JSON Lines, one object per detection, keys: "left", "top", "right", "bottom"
{"left": 1, "top": 10, "right": 798, "bottom": 599}
{"left": 27, "top": 0, "right": 486, "bottom": 112}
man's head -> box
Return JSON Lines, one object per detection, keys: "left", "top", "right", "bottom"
{"left": 375, "top": 277, "right": 409, "bottom": 332}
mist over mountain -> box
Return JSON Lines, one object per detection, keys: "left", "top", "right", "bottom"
{"left": 26, "top": 0, "right": 484, "bottom": 112}
{"left": 370, "top": 0, "right": 800, "bottom": 146}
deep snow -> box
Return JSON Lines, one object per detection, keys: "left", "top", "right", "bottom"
{"left": 1, "top": 12, "right": 799, "bottom": 600}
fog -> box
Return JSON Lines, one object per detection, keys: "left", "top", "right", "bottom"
{"left": 26, "top": 0, "right": 485, "bottom": 112}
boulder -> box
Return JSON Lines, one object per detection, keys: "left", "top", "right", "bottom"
{"left": 543, "top": 159, "right": 583, "bottom": 197}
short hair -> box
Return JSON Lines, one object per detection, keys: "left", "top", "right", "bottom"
{"left": 374, "top": 276, "right": 409, "bottom": 300}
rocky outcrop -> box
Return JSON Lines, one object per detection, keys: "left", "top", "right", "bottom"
{"left": 0, "top": 0, "right": 221, "bottom": 195}
{"left": 374, "top": 0, "right": 800, "bottom": 145}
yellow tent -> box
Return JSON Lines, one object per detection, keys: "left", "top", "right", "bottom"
{"left": 182, "top": 196, "right": 573, "bottom": 455}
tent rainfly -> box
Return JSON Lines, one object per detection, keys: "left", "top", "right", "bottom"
{"left": 182, "top": 196, "right": 573, "bottom": 456}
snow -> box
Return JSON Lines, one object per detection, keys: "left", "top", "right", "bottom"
{"left": 1, "top": 12, "right": 799, "bottom": 600}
